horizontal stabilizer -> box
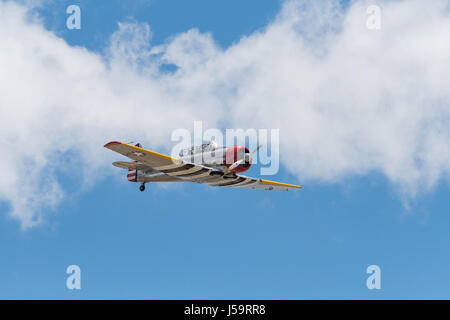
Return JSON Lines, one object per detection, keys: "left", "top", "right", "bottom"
{"left": 112, "top": 161, "right": 149, "bottom": 170}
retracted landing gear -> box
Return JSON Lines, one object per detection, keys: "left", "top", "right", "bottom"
{"left": 139, "top": 183, "right": 146, "bottom": 192}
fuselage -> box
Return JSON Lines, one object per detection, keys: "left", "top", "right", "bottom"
{"left": 127, "top": 142, "right": 252, "bottom": 183}
{"left": 178, "top": 145, "right": 251, "bottom": 173}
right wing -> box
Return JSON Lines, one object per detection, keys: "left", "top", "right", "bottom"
{"left": 202, "top": 175, "right": 302, "bottom": 191}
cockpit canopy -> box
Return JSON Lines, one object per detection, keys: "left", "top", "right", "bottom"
{"left": 179, "top": 141, "right": 218, "bottom": 157}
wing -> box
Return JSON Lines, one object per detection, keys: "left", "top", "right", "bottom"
{"left": 111, "top": 160, "right": 182, "bottom": 182}
{"left": 201, "top": 175, "right": 302, "bottom": 191}
{"left": 104, "top": 141, "right": 302, "bottom": 190}
{"left": 104, "top": 141, "right": 216, "bottom": 179}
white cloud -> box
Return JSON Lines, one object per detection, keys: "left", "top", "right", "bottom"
{"left": 0, "top": 0, "right": 449, "bottom": 228}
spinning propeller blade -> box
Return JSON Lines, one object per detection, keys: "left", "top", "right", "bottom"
{"left": 226, "top": 144, "right": 263, "bottom": 172}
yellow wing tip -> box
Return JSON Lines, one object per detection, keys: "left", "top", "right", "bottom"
{"left": 260, "top": 179, "right": 302, "bottom": 189}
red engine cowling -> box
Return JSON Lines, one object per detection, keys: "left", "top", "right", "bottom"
{"left": 225, "top": 145, "right": 251, "bottom": 173}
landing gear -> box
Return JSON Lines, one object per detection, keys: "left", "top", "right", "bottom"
{"left": 139, "top": 184, "right": 146, "bottom": 192}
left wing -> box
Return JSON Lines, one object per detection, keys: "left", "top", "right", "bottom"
{"left": 104, "top": 141, "right": 215, "bottom": 179}
{"left": 104, "top": 141, "right": 301, "bottom": 190}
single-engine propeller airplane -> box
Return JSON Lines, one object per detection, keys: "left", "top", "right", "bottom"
{"left": 104, "top": 141, "right": 302, "bottom": 192}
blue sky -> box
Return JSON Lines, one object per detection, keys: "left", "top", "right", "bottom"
{"left": 1, "top": 0, "right": 450, "bottom": 299}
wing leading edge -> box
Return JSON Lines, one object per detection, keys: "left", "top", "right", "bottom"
{"left": 104, "top": 141, "right": 302, "bottom": 191}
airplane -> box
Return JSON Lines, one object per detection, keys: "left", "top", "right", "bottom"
{"left": 104, "top": 141, "right": 302, "bottom": 192}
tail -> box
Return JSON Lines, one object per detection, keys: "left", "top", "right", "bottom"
{"left": 127, "top": 167, "right": 137, "bottom": 182}
{"left": 126, "top": 142, "right": 142, "bottom": 182}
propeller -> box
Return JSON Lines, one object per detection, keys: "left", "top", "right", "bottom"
{"left": 251, "top": 144, "right": 263, "bottom": 155}
{"left": 227, "top": 144, "right": 262, "bottom": 172}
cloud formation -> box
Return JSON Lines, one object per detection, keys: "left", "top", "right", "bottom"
{"left": 1, "top": 0, "right": 449, "bottom": 228}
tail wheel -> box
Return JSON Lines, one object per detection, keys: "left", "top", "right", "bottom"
{"left": 139, "top": 184, "right": 145, "bottom": 192}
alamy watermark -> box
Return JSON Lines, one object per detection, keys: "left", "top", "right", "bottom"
{"left": 66, "top": 265, "right": 81, "bottom": 290}
{"left": 366, "top": 265, "right": 381, "bottom": 290}
{"left": 170, "top": 121, "right": 280, "bottom": 175}
{"left": 366, "top": 4, "right": 381, "bottom": 30}
{"left": 66, "top": 5, "right": 81, "bottom": 30}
